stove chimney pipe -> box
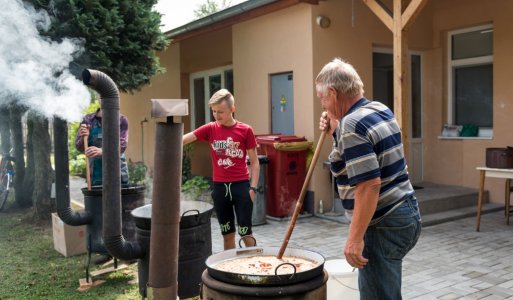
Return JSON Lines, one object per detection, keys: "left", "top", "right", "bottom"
{"left": 82, "top": 69, "right": 145, "bottom": 260}
{"left": 54, "top": 117, "right": 92, "bottom": 225}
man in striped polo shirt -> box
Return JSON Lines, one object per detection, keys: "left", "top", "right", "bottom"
{"left": 317, "top": 58, "right": 421, "bottom": 299}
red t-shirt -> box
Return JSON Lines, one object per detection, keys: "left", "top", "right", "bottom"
{"left": 193, "top": 121, "right": 257, "bottom": 182}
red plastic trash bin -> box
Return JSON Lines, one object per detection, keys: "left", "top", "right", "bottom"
{"left": 256, "top": 135, "right": 312, "bottom": 218}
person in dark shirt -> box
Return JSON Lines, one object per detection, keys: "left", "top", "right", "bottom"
{"left": 75, "top": 108, "right": 129, "bottom": 187}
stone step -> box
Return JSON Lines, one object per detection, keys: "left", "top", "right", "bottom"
{"left": 414, "top": 182, "right": 487, "bottom": 215}
{"left": 316, "top": 182, "right": 506, "bottom": 227}
{"left": 420, "top": 202, "right": 504, "bottom": 227}
{"left": 314, "top": 203, "right": 505, "bottom": 228}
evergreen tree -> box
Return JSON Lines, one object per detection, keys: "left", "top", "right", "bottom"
{"left": 18, "top": 0, "right": 169, "bottom": 220}
{"left": 27, "top": 0, "right": 169, "bottom": 92}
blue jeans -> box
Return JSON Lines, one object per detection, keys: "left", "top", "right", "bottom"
{"left": 359, "top": 195, "right": 421, "bottom": 300}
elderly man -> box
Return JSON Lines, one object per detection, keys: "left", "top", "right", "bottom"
{"left": 317, "top": 58, "right": 421, "bottom": 299}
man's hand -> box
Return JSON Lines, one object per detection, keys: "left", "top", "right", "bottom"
{"left": 319, "top": 112, "right": 338, "bottom": 136}
{"left": 85, "top": 146, "right": 102, "bottom": 158}
{"left": 344, "top": 238, "right": 368, "bottom": 269}
{"left": 78, "top": 124, "right": 90, "bottom": 137}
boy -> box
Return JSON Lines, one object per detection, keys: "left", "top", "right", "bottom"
{"left": 183, "top": 89, "right": 260, "bottom": 250}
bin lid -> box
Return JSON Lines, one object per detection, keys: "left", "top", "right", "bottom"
{"left": 256, "top": 135, "right": 306, "bottom": 144}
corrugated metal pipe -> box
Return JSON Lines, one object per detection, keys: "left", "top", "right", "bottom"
{"left": 147, "top": 121, "right": 182, "bottom": 299}
{"left": 82, "top": 69, "right": 145, "bottom": 260}
{"left": 54, "top": 117, "right": 92, "bottom": 225}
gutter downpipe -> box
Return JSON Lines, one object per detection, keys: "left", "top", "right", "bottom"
{"left": 82, "top": 69, "right": 145, "bottom": 260}
{"left": 54, "top": 117, "right": 92, "bottom": 225}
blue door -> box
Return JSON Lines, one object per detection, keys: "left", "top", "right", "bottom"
{"left": 271, "top": 72, "right": 294, "bottom": 134}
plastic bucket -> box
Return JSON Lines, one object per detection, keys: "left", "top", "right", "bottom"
{"left": 324, "top": 259, "right": 360, "bottom": 300}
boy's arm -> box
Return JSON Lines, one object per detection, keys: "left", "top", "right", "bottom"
{"left": 183, "top": 132, "right": 197, "bottom": 145}
{"left": 247, "top": 148, "right": 260, "bottom": 189}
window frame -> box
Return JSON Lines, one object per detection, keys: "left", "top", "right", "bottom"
{"left": 447, "top": 24, "right": 493, "bottom": 136}
{"left": 189, "top": 65, "right": 233, "bottom": 130}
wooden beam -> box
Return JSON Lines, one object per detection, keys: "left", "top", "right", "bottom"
{"left": 392, "top": 0, "right": 409, "bottom": 162}
{"left": 402, "top": 0, "right": 428, "bottom": 30}
{"left": 362, "top": 0, "right": 393, "bottom": 31}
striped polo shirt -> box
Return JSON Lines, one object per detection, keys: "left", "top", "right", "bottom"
{"left": 329, "top": 98, "right": 414, "bottom": 214}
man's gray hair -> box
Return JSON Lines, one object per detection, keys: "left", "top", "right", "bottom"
{"left": 209, "top": 89, "right": 235, "bottom": 108}
{"left": 315, "top": 58, "right": 364, "bottom": 98}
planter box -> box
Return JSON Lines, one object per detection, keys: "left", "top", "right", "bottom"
{"left": 51, "top": 213, "right": 86, "bottom": 257}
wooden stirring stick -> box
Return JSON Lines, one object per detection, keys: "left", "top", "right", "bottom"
{"left": 84, "top": 135, "right": 91, "bottom": 191}
{"left": 277, "top": 130, "right": 327, "bottom": 259}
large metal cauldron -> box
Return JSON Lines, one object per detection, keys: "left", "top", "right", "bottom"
{"left": 205, "top": 246, "right": 325, "bottom": 286}
{"left": 82, "top": 186, "right": 145, "bottom": 254}
{"left": 131, "top": 200, "right": 213, "bottom": 299}
{"left": 201, "top": 269, "right": 328, "bottom": 299}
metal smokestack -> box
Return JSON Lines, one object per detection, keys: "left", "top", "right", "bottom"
{"left": 82, "top": 69, "right": 145, "bottom": 260}
{"left": 54, "top": 117, "right": 92, "bottom": 225}
{"left": 147, "top": 99, "right": 188, "bottom": 299}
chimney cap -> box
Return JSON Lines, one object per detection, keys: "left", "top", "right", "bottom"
{"left": 151, "top": 99, "right": 189, "bottom": 118}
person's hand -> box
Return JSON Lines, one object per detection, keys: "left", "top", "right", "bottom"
{"left": 344, "top": 238, "right": 368, "bottom": 269}
{"left": 79, "top": 124, "right": 90, "bottom": 137}
{"left": 249, "top": 189, "right": 256, "bottom": 202}
{"left": 319, "top": 112, "right": 337, "bottom": 136}
{"left": 85, "top": 146, "right": 102, "bottom": 158}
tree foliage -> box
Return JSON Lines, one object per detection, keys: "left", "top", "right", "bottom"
{"left": 194, "top": 0, "right": 232, "bottom": 18}
{"left": 12, "top": 0, "right": 169, "bottom": 219}
{"left": 26, "top": 0, "right": 169, "bottom": 93}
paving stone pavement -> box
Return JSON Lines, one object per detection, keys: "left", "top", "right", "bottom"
{"left": 209, "top": 211, "right": 513, "bottom": 299}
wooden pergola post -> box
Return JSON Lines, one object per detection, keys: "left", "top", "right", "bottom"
{"left": 362, "top": 0, "right": 427, "bottom": 163}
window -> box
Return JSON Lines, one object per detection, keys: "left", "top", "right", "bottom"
{"left": 448, "top": 25, "right": 493, "bottom": 133}
{"left": 190, "top": 66, "right": 233, "bottom": 129}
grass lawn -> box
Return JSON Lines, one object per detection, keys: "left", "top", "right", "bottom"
{"left": 0, "top": 209, "right": 139, "bottom": 300}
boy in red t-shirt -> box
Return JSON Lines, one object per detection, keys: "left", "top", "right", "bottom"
{"left": 183, "top": 89, "right": 260, "bottom": 250}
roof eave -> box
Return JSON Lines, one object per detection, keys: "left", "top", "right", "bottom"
{"left": 166, "top": 0, "right": 319, "bottom": 43}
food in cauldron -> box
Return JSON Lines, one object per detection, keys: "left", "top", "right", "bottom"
{"left": 213, "top": 255, "right": 318, "bottom": 275}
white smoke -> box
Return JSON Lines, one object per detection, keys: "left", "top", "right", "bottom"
{"left": 0, "top": 0, "right": 90, "bottom": 122}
